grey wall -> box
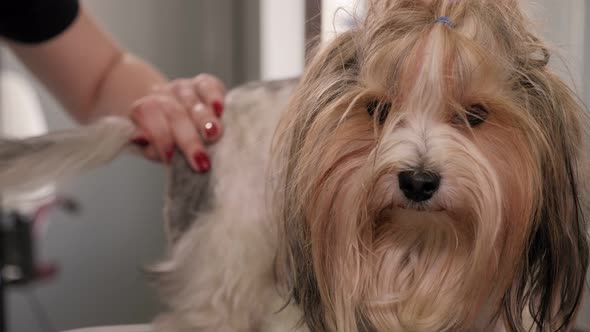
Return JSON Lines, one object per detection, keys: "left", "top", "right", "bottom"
{"left": 4, "top": 1, "right": 259, "bottom": 331}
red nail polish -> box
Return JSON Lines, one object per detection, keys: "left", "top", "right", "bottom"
{"left": 213, "top": 101, "right": 224, "bottom": 117}
{"left": 166, "top": 148, "right": 174, "bottom": 163}
{"left": 131, "top": 137, "right": 149, "bottom": 148}
{"left": 193, "top": 152, "right": 211, "bottom": 172}
{"left": 204, "top": 122, "right": 219, "bottom": 139}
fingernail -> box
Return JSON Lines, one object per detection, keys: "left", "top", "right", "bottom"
{"left": 131, "top": 137, "right": 149, "bottom": 148}
{"left": 204, "top": 122, "right": 219, "bottom": 139}
{"left": 166, "top": 148, "right": 174, "bottom": 163}
{"left": 213, "top": 101, "right": 224, "bottom": 117}
{"left": 193, "top": 152, "right": 211, "bottom": 172}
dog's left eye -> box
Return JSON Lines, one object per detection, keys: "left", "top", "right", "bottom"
{"left": 452, "top": 104, "right": 489, "bottom": 127}
{"left": 465, "top": 104, "right": 489, "bottom": 127}
{"left": 367, "top": 100, "right": 392, "bottom": 125}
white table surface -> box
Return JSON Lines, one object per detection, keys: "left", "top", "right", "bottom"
{"left": 63, "top": 325, "right": 152, "bottom": 332}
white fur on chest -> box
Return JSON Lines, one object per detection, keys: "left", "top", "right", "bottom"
{"left": 155, "top": 80, "right": 307, "bottom": 332}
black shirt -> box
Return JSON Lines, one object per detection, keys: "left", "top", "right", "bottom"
{"left": 0, "top": 0, "right": 80, "bottom": 44}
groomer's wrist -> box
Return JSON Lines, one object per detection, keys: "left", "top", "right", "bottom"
{"left": 81, "top": 52, "right": 167, "bottom": 123}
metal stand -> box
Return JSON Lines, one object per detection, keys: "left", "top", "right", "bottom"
{"left": 0, "top": 198, "right": 77, "bottom": 332}
{"left": 0, "top": 212, "right": 37, "bottom": 332}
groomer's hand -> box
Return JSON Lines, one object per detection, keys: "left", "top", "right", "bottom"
{"left": 129, "top": 74, "right": 225, "bottom": 172}
{"left": 7, "top": 7, "right": 225, "bottom": 173}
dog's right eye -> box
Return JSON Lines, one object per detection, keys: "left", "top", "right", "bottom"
{"left": 367, "top": 100, "right": 392, "bottom": 125}
{"left": 451, "top": 104, "right": 489, "bottom": 128}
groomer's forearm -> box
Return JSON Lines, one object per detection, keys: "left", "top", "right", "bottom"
{"left": 7, "top": 7, "right": 167, "bottom": 124}
{"left": 84, "top": 52, "right": 166, "bottom": 123}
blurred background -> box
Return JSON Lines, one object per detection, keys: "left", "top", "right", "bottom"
{"left": 1, "top": 0, "right": 589, "bottom": 331}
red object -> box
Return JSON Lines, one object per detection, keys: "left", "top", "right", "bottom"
{"left": 193, "top": 152, "right": 211, "bottom": 172}
{"left": 131, "top": 137, "right": 150, "bottom": 148}
{"left": 35, "top": 263, "right": 59, "bottom": 281}
{"left": 213, "top": 101, "right": 224, "bottom": 117}
{"left": 166, "top": 148, "right": 175, "bottom": 163}
{"left": 205, "top": 122, "right": 219, "bottom": 139}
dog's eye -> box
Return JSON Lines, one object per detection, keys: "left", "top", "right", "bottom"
{"left": 367, "top": 100, "right": 392, "bottom": 125}
{"left": 465, "top": 104, "right": 489, "bottom": 127}
{"left": 452, "top": 104, "right": 489, "bottom": 127}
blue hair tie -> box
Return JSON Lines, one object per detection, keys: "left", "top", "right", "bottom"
{"left": 434, "top": 16, "right": 454, "bottom": 27}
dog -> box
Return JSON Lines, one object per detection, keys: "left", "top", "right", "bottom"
{"left": 0, "top": 0, "right": 588, "bottom": 331}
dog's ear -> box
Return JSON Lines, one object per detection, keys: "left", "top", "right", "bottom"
{"left": 274, "top": 30, "right": 361, "bottom": 332}
{"left": 503, "top": 68, "right": 589, "bottom": 331}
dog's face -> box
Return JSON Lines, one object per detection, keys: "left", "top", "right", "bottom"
{"left": 274, "top": 0, "right": 589, "bottom": 331}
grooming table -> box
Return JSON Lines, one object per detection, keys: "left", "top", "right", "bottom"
{"left": 63, "top": 325, "right": 152, "bottom": 332}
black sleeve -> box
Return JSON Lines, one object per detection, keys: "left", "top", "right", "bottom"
{"left": 0, "top": 0, "right": 80, "bottom": 44}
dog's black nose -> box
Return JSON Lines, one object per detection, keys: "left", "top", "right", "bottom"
{"left": 398, "top": 171, "right": 441, "bottom": 202}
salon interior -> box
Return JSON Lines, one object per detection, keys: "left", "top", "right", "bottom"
{"left": 1, "top": 0, "right": 589, "bottom": 331}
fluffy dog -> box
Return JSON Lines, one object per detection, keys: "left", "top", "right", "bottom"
{"left": 0, "top": 0, "right": 588, "bottom": 331}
